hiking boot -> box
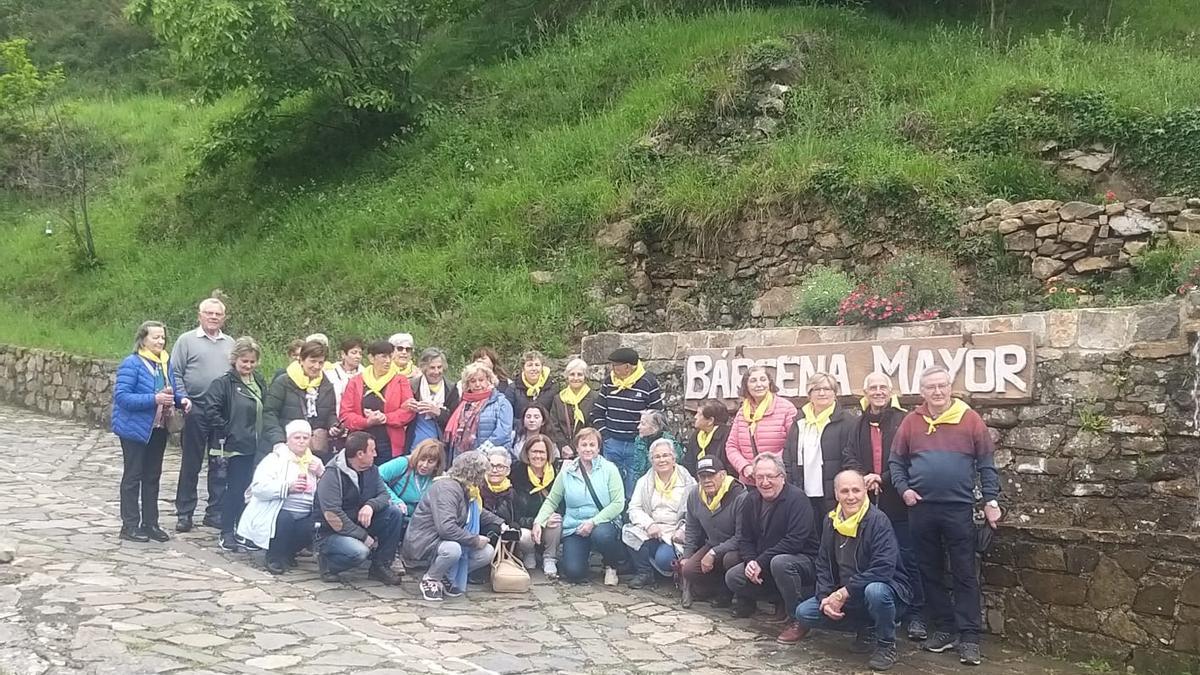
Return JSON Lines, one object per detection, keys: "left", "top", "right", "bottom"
{"left": 144, "top": 526, "right": 170, "bottom": 542}
{"left": 368, "top": 565, "right": 402, "bottom": 586}
{"left": 201, "top": 514, "right": 222, "bottom": 530}
{"left": 603, "top": 566, "right": 618, "bottom": 586}
{"left": 869, "top": 641, "right": 899, "bottom": 671}
{"left": 731, "top": 598, "right": 755, "bottom": 618}
{"left": 543, "top": 557, "right": 559, "bottom": 580}
{"left": 264, "top": 558, "right": 286, "bottom": 575}
{"left": 851, "top": 628, "right": 876, "bottom": 654}
{"left": 119, "top": 527, "right": 149, "bottom": 543}
{"left": 958, "top": 641, "right": 982, "bottom": 666}
{"left": 174, "top": 516, "right": 193, "bottom": 533}
{"left": 776, "top": 620, "right": 809, "bottom": 645}
{"left": 680, "top": 578, "right": 693, "bottom": 608}
{"left": 907, "top": 617, "right": 928, "bottom": 641}
{"left": 626, "top": 573, "right": 655, "bottom": 589}
{"left": 420, "top": 578, "right": 444, "bottom": 601}
{"left": 921, "top": 631, "right": 958, "bottom": 653}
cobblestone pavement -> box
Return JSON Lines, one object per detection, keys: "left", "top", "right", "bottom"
{"left": 0, "top": 405, "right": 1091, "bottom": 675}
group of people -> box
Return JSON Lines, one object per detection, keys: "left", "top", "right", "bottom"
{"left": 111, "top": 297, "right": 1002, "bottom": 672}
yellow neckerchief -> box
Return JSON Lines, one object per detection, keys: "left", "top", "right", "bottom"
{"left": 701, "top": 475, "right": 735, "bottom": 512}
{"left": 523, "top": 367, "right": 550, "bottom": 398}
{"left": 466, "top": 484, "right": 482, "bottom": 507}
{"left": 742, "top": 391, "right": 773, "bottom": 435}
{"left": 923, "top": 398, "right": 969, "bottom": 435}
{"left": 428, "top": 381, "right": 442, "bottom": 393}
{"left": 395, "top": 361, "right": 415, "bottom": 377}
{"left": 136, "top": 348, "right": 169, "bottom": 383}
{"left": 289, "top": 447, "right": 315, "bottom": 471}
{"left": 528, "top": 463, "right": 556, "bottom": 493}
{"left": 362, "top": 364, "right": 399, "bottom": 400}
{"left": 802, "top": 401, "right": 835, "bottom": 431}
{"left": 286, "top": 361, "right": 324, "bottom": 390}
{"left": 696, "top": 428, "right": 715, "bottom": 459}
{"left": 830, "top": 500, "right": 871, "bottom": 538}
{"left": 486, "top": 477, "right": 512, "bottom": 493}
{"left": 859, "top": 395, "right": 904, "bottom": 412}
{"left": 611, "top": 361, "right": 646, "bottom": 392}
{"left": 653, "top": 469, "right": 678, "bottom": 499}
{"left": 559, "top": 384, "right": 591, "bottom": 425}
{"left": 322, "top": 361, "right": 336, "bottom": 372}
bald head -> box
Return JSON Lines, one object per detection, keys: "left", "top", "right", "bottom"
{"left": 834, "top": 469, "right": 868, "bottom": 515}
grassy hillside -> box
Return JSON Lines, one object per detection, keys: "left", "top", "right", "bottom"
{"left": 2, "top": 0, "right": 1200, "bottom": 363}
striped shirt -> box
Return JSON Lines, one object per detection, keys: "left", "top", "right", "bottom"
{"left": 594, "top": 371, "right": 664, "bottom": 441}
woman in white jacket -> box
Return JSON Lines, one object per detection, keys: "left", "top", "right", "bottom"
{"left": 237, "top": 419, "right": 325, "bottom": 574}
{"left": 622, "top": 437, "right": 696, "bottom": 590}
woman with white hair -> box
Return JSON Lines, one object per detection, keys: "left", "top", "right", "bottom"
{"left": 237, "top": 420, "right": 326, "bottom": 574}
{"left": 401, "top": 450, "right": 505, "bottom": 601}
{"left": 388, "top": 333, "right": 417, "bottom": 377}
{"left": 631, "top": 409, "right": 684, "bottom": 481}
{"left": 480, "top": 447, "right": 539, "bottom": 568}
{"left": 445, "top": 362, "right": 513, "bottom": 461}
{"left": 622, "top": 437, "right": 696, "bottom": 589}
{"left": 546, "top": 358, "right": 596, "bottom": 460}
{"left": 405, "top": 347, "right": 460, "bottom": 451}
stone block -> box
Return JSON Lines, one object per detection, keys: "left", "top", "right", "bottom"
{"left": 1059, "top": 201, "right": 1104, "bottom": 221}
{"left": 1149, "top": 196, "right": 1186, "bottom": 215}
{"left": 1060, "top": 223, "right": 1097, "bottom": 245}
{"left": 1073, "top": 256, "right": 1117, "bottom": 273}
{"left": 1061, "top": 431, "right": 1113, "bottom": 459}
{"left": 1182, "top": 573, "right": 1200, "bottom": 607}
{"left": 1131, "top": 302, "right": 1181, "bottom": 342}
{"left": 1133, "top": 586, "right": 1178, "bottom": 618}
{"left": 1049, "top": 605, "right": 1101, "bottom": 632}
{"left": 1032, "top": 257, "right": 1067, "bottom": 280}
{"left": 985, "top": 198, "right": 1012, "bottom": 216}
{"left": 1014, "top": 542, "right": 1068, "bottom": 571}
{"left": 1101, "top": 610, "right": 1151, "bottom": 645}
{"left": 1075, "top": 310, "right": 1130, "bottom": 350}
{"left": 1004, "top": 230, "right": 1036, "bottom": 251}
{"left": 1013, "top": 456, "right": 1070, "bottom": 475}
{"left": 1066, "top": 547, "right": 1101, "bottom": 575}
{"left": 1045, "top": 311, "right": 1078, "bottom": 348}
{"left": 1114, "top": 551, "right": 1154, "bottom": 579}
{"left": 1022, "top": 211, "right": 1059, "bottom": 226}
{"left": 1129, "top": 647, "right": 1200, "bottom": 674}
{"left": 1005, "top": 425, "right": 1066, "bottom": 452}
{"left": 1174, "top": 209, "right": 1200, "bottom": 232}
{"left": 1089, "top": 557, "right": 1138, "bottom": 609}
{"left": 1110, "top": 211, "right": 1168, "bottom": 236}
{"left": 983, "top": 564, "right": 1019, "bottom": 587}
{"left": 1021, "top": 570, "right": 1086, "bottom": 605}
{"left": 1034, "top": 223, "right": 1061, "bottom": 238}
{"left": 1177, "top": 625, "right": 1200, "bottom": 655}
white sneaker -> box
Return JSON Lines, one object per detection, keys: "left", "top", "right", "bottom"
{"left": 603, "top": 566, "right": 618, "bottom": 586}
{"left": 543, "top": 558, "right": 558, "bottom": 580}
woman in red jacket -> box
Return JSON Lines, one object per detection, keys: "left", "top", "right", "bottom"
{"left": 724, "top": 366, "right": 798, "bottom": 485}
{"left": 340, "top": 340, "right": 417, "bottom": 465}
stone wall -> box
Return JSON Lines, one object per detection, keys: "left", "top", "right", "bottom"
{"left": 581, "top": 299, "right": 1200, "bottom": 672}
{"left": 0, "top": 344, "right": 116, "bottom": 427}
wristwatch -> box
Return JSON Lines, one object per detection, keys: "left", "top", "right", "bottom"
{"left": 985, "top": 500, "right": 999, "bottom": 508}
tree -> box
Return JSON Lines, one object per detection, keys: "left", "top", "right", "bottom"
{"left": 126, "top": 0, "right": 476, "bottom": 169}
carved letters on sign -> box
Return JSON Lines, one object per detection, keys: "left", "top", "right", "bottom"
{"left": 684, "top": 331, "right": 1035, "bottom": 404}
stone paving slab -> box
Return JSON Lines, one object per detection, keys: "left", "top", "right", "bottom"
{"left": 0, "top": 405, "right": 1093, "bottom": 674}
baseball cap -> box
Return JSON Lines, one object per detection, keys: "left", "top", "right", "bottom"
{"left": 695, "top": 457, "right": 725, "bottom": 475}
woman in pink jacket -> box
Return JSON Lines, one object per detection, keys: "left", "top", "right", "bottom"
{"left": 724, "top": 366, "right": 798, "bottom": 485}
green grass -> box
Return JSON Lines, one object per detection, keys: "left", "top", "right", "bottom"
{"left": 2, "top": 1, "right": 1200, "bottom": 363}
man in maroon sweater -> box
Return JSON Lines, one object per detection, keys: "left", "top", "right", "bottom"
{"left": 888, "top": 365, "right": 1001, "bottom": 667}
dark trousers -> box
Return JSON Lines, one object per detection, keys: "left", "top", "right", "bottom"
{"left": 268, "top": 510, "right": 315, "bottom": 564}
{"left": 725, "top": 553, "right": 815, "bottom": 612}
{"left": 680, "top": 546, "right": 740, "bottom": 599}
{"left": 174, "top": 412, "right": 225, "bottom": 520}
{"left": 892, "top": 519, "right": 925, "bottom": 614}
{"left": 911, "top": 502, "right": 981, "bottom": 640}
{"left": 560, "top": 521, "right": 627, "bottom": 583}
{"left": 810, "top": 495, "right": 833, "bottom": 538}
{"left": 119, "top": 429, "right": 168, "bottom": 529}
{"left": 220, "top": 454, "right": 255, "bottom": 536}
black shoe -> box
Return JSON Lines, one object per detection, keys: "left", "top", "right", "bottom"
{"left": 265, "top": 558, "right": 286, "bottom": 575}
{"left": 368, "top": 565, "right": 402, "bottom": 586}
{"left": 119, "top": 527, "right": 149, "bottom": 543}
{"left": 144, "top": 526, "right": 170, "bottom": 542}
{"left": 201, "top": 514, "right": 222, "bottom": 530}
{"left": 869, "top": 641, "right": 899, "bottom": 671}
{"left": 711, "top": 594, "right": 733, "bottom": 609}
{"left": 851, "top": 628, "right": 876, "bottom": 654}
{"left": 235, "top": 535, "right": 261, "bottom": 552}
{"left": 907, "top": 617, "right": 928, "bottom": 641}
{"left": 958, "top": 641, "right": 982, "bottom": 666}
{"left": 175, "top": 516, "right": 193, "bottom": 533}
{"left": 731, "top": 598, "right": 755, "bottom": 618}
{"left": 680, "top": 579, "right": 693, "bottom": 609}
{"left": 317, "top": 556, "right": 339, "bottom": 582}
{"left": 922, "top": 631, "right": 958, "bottom": 653}
{"left": 217, "top": 533, "right": 242, "bottom": 552}
{"left": 626, "top": 573, "right": 655, "bottom": 589}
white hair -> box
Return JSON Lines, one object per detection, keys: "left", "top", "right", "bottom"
{"left": 564, "top": 357, "right": 588, "bottom": 375}
{"left": 198, "top": 297, "right": 226, "bottom": 312}
{"left": 862, "top": 372, "right": 893, "bottom": 390}
{"left": 304, "top": 333, "right": 330, "bottom": 347}
{"left": 919, "top": 365, "right": 952, "bottom": 385}
{"left": 388, "top": 332, "right": 415, "bottom": 347}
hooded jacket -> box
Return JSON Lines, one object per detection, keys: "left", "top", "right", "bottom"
{"left": 314, "top": 449, "right": 391, "bottom": 541}
{"left": 401, "top": 478, "right": 504, "bottom": 567}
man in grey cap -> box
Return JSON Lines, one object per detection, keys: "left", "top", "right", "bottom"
{"left": 680, "top": 456, "right": 745, "bottom": 608}
{"left": 593, "top": 347, "right": 663, "bottom": 497}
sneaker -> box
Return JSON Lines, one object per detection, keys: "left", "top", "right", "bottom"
{"left": 776, "top": 620, "right": 809, "bottom": 645}
{"left": 543, "top": 558, "right": 558, "bottom": 580}
{"left": 217, "top": 533, "right": 242, "bottom": 552}
{"left": 119, "top": 527, "right": 149, "bottom": 543}
{"left": 958, "top": 641, "right": 982, "bottom": 666}
{"left": 235, "top": 535, "right": 261, "bottom": 552}
{"left": 367, "top": 565, "right": 402, "bottom": 586}
{"left": 626, "top": 573, "right": 655, "bottom": 589}
{"left": 680, "top": 578, "right": 693, "bottom": 609}
{"left": 869, "top": 641, "right": 899, "bottom": 671}
{"left": 851, "top": 628, "right": 876, "bottom": 654}
{"left": 442, "top": 580, "right": 464, "bottom": 598}
{"left": 420, "top": 578, "right": 444, "bottom": 602}
{"left": 907, "top": 617, "right": 928, "bottom": 641}
{"left": 264, "top": 558, "right": 286, "bottom": 575}
{"left": 603, "top": 566, "right": 618, "bottom": 586}
{"left": 922, "top": 631, "right": 958, "bottom": 653}
{"left": 144, "top": 526, "right": 170, "bottom": 542}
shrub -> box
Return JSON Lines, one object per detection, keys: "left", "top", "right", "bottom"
{"left": 873, "top": 252, "right": 962, "bottom": 317}
{"left": 792, "top": 265, "right": 854, "bottom": 325}
{"left": 1174, "top": 245, "right": 1200, "bottom": 295}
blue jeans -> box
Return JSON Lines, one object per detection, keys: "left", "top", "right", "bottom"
{"left": 795, "top": 582, "right": 905, "bottom": 644}
{"left": 319, "top": 504, "right": 405, "bottom": 575}
{"left": 891, "top": 519, "right": 925, "bottom": 615}
{"left": 602, "top": 437, "right": 637, "bottom": 498}
{"left": 561, "top": 521, "right": 626, "bottom": 583}
{"left": 630, "top": 538, "right": 677, "bottom": 577}
{"left": 911, "top": 502, "right": 981, "bottom": 640}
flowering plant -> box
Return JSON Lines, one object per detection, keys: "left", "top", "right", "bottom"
{"left": 1043, "top": 276, "right": 1082, "bottom": 309}
{"left": 835, "top": 286, "right": 941, "bottom": 326}
{"left": 1103, "top": 190, "right": 1118, "bottom": 204}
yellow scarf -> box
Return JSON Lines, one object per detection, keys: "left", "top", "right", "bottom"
{"left": 286, "top": 360, "right": 324, "bottom": 390}
{"left": 830, "top": 500, "right": 870, "bottom": 537}
{"left": 696, "top": 428, "right": 715, "bottom": 459}
{"left": 701, "top": 475, "right": 735, "bottom": 512}
{"left": 289, "top": 447, "right": 315, "bottom": 471}
{"left": 136, "top": 348, "right": 169, "bottom": 384}
{"left": 528, "top": 464, "right": 556, "bottom": 493}
{"left": 486, "top": 477, "right": 512, "bottom": 493}
{"left": 653, "top": 469, "right": 678, "bottom": 498}
{"left": 802, "top": 402, "right": 835, "bottom": 431}
{"left": 428, "top": 381, "right": 442, "bottom": 393}
{"left": 466, "top": 484, "right": 482, "bottom": 507}
{"left": 559, "top": 385, "right": 591, "bottom": 425}
{"left": 396, "top": 362, "right": 415, "bottom": 377}
{"left": 742, "top": 392, "right": 773, "bottom": 435}
{"left": 523, "top": 367, "right": 550, "bottom": 398}
{"left": 611, "top": 361, "right": 646, "bottom": 392}
{"left": 922, "top": 398, "right": 969, "bottom": 435}
{"left": 362, "top": 364, "right": 399, "bottom": 400}
{"left": 859, "top": 395, "right": 904, "bottom": 411}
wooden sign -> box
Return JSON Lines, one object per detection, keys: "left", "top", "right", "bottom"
{"left": 684, "top": 331, "right": 1035, "bottom": 404}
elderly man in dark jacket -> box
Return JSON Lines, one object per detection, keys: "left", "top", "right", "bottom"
{"left": 315, "top": 432, "right": 404, "bottom": 585}
{"left": 795, "top": 470, "right": 913, "bottom": 672}
{"left": 843, "top": 372, "right": 925, "bottom": 641}
{"left": 680, "top": 457, "right": 745, "bottom": 609}
{"left": 725, "top": 453, "right": 818, "bottom": 645}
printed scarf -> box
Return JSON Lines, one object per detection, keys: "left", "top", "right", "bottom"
{"left": 446, "top": 388, "right": 493, "bottom": 455}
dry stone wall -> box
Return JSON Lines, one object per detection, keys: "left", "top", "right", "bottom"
{"left": 581, "top": 298, "right": 1200, "bottom": 673}
{"left": 0, "top": 344, "right": 116, "bottom": 426}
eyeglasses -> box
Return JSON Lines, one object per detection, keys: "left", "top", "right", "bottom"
{"left": 489, "top": 462, "right": 510, "bottom": 470}
{"left": 394, "top": 346, "right": 413, "bottom": 353}
{"left": 753, "top": 473, "right": 784, "bottom": 483}
{"left": 809, "top": 387, "right": 834, "bottom": 394}
{"left": 922, "top": 383, "right": 951, "bottom": 391}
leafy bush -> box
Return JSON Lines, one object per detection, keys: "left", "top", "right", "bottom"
{"left": 873, "top": 252, "right": 963, "bottom": 316}
{"left": 1173, "top": 245, "right": 1200, "bottom": 295}
{"left": 792, "top": 265, "right": 854, "bottom": 325}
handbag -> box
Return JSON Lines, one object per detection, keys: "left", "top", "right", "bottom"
{"left": 491, "top": 537, "right": 531, "bottom": 593}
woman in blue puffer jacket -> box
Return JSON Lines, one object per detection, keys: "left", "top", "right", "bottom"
{"left": 111, "top": 320, "right": 185, "bottom": 544}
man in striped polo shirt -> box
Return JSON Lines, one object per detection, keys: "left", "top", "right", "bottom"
{"left": 888, "top": 365, "right": 1001, "bottom": 667}
{"left": 594, "top": 348, "right": 663, "bottom": 497}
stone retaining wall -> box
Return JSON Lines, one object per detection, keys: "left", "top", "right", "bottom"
{"left": 0, "top": 344, "right": 116, "bottom": 427}
{"left": 581, "top": 299, "right": 1200, "bottom": 672}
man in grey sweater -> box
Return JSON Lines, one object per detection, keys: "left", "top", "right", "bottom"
{"left": 679, "top": 457, "right": 746, "bottom": 608}
{"left": 171, "top": 298, "right": 235, "bottom": 532}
